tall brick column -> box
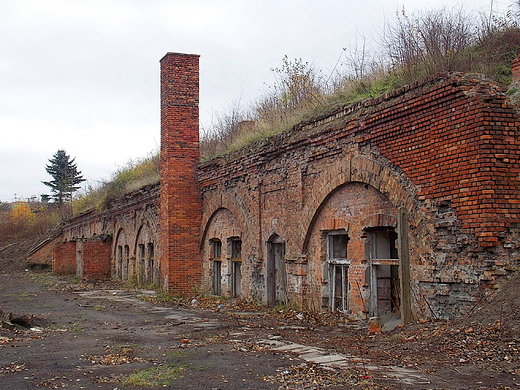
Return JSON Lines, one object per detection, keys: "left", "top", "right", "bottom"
{"left": 159, "top": 52, "right": 202, "bottom": 295}
{"left": 512, "top": 54, "right": 520, "bottom": 83}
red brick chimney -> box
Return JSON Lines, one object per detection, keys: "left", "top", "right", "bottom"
{"left": 159, "top": 52, "right": 202, "bottom": 295}
{"left": 512, "top": 54, "right": 520, "bottom": 86}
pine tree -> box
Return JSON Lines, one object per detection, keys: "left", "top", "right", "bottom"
{"left": 42, "top": 149, "right": 85, "bottom": 205}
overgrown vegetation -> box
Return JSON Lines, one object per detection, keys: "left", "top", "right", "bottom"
{"left": 72, "top": 152, "right": 160, "bottom": 215}
{"left": 200, "top": 3, "right": 520, "bottom": 160}
{"left": 0, "top": 200, "right": 60, "bottom": 271}
{"left": 0, "top": 201, "right": 60, "bottom": 244}
{"left": 73, "top": 2, "right": 520, "bottom": 213}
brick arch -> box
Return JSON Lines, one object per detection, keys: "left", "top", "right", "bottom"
{"left": 300, "top": 148, "right": 422, "bottom": 252}
{"left": 265, "top": 219, "right": 288, "bottom": 244}
{"left": 113, "top": 227, "right": 129, "bottom": 280}
{"left": 134, "top": 207, "right": 160, "bottom": 254}
{"left": 201, "top": 189, "right": 253, "bottom": 250}
{"left": 134, "top": 224, "right": 151, "bottom": 253}
{"left": 113, "top": 227, "right": 128, "bottom": 252}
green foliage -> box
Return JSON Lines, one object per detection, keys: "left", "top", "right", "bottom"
{"left": 42, "top": 149, "right": 85, "bottom": 206}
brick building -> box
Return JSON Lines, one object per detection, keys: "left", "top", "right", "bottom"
{"left": 50, "top": 52, "right": 520, "bottom": 322}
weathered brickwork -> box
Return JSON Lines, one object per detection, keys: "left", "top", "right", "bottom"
{"left": 198, "top": 71, "right": 520, "bottom": 320}
{"left": 44, "top": 53, "right": 520, "bottom": 323}
{"left": 52, "top": 241, "right": 76, "bottom": 275}
{"left": 27, "top": 230, "right": 62, "bottom": 268}
{"left": 82, "top": 238, "right": 111, "bottom": 280}
{"left": 159, "top": 53, "right": 202, "bottom": 295}
{"left": 55, "top": 183, "right": 160, "bottom": 283}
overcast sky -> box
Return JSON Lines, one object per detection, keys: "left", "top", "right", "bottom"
{"left": 0, "top": 0, "right": 511, "bottom": 202}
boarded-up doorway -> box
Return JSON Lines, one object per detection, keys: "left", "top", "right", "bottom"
{"left": 76, "top": 241, "right": 83, "bottom": 279}
{"left": 266, "top": 234, "right": 286, "bottom": 306}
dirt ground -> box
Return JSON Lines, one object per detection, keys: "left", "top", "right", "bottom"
{"left": 1, "top": 242, "right": 519, "bottom": 389}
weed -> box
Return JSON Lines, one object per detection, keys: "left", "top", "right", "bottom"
{"left": 5, "top": 291, "right": 36, "bottom": 301}
{"left": 69, "top": 323, "right": 84, "bottom": 332}
{"left": 121, "top": 363, "right": 187, "bottom": 387}
{"left": 165, "top": 350, "right": 186, "bottom": 358}
{"left": 73, "top": 151, "right": 159, "bottom": 214}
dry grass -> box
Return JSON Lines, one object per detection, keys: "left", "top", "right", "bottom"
{"left": 72, "top": 151, "right": 159, "bottom": 215}
{"left": 74, "top": 4, "right": 520, "bottom": 209}
{"left": 201, "top": 5, "right": 520, "bottom": 160}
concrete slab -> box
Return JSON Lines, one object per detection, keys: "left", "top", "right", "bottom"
{"left": 303, "top": 354, "right": 347, "bottom": 364}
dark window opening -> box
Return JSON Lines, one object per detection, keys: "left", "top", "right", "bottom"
{"left": 147, "top": 243, "right": 155, "bottom": 283}
{"left": 213, "top": 260, "right": 222, "bottom": 296}
{"left": 123, "top": 245, "right": 130, "bottom": 281}
{"left": 210, "top": 239, "right": 222, "bottom": 296}
{"left": 116, "top": 245, "right": 123, "bottom": 279}
{"left": 366, "top": 227, "right": 400, "bottom": 317}
{"left": 211, "top": 239, "right": 222, "bottom": 260}
{"left": 375, "top": 264, "right": 400, "bottom": 315}
{"left": 231, "top": 239, "right": 241, "bottom": 260}
{"left": 326, "top": 230, "right": 350, "bottom": 312}
{"left": 229, "top": 238, "right": 242, "bottom": 297}
{"left": 369, "top": 229, "right": 398, "bottom": 260}
{"left": 329, "top": 232, "right": 349, "bottom": 260}
{"left": 138, "top": 244, "right": 145, "bottom": 283}
{"left": 232, "top": 261, "right": 242, "bottom": 297}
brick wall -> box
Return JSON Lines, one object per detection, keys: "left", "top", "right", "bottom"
{"left": 48, "top": 54, "right": 520, "bottom": 320}
{"left": 198, "top": 72, "right": 520, "bottom": 319}
{"left": 61, "top": 183, "right": 160, "bottom": 283}
{"left": 160, "top": 52, "right": 202, "bottom": 295}
{"left": 82, "top": 239, "right": 111, "bottom": 280}
{"left": 355, "top": 74, "right": 519, "bottom": 248}
{"left": 53, "top": 241, "right": 76, "bottom": 275}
